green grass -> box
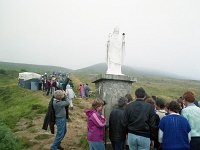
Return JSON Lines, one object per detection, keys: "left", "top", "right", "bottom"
{"left": 0, "top": 122, "right": 22, "bottom": 150}
{"left": 79, "top": 131, "right": 89, "bottom": 149}
{"left": 132, "top": 77, "right": 200, "bottom": 101}
{"left": 0, "top": 84, "right": 47, "bottom": 128}
{"left": 74, "top": 72, "right": 200, "bottom": 101}
{"left": 0, "top": 71, "right": 48, "bottom": 149}
{"left": 0, "top": 66, "right": 200, "bottom": 149}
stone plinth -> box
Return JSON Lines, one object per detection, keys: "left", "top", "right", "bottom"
{"left": 92, "top": 74, "right": 135, "bottom": 149}
{"left": 92, "top": 74, "right": 134, "bottom": 120}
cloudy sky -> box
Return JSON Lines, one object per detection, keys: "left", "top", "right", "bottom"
{"left": 0, "top": 0, "right": 200, "bottom": 80}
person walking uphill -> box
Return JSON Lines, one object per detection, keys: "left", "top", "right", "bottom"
{"left": 84, "top": 99, "right": 106, "bottom": 150}
{"left": 122, "top": 87, "right": 156, "bottom": 150}
{"left": 50, "top": 90, "right": 69, "bottom": 150}
{"left": 66, "top": 84, "right": 76, "bottom": 110}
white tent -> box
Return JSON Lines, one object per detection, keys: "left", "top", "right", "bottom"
{"left": 18, "top": 72, "right": 42, "bottom": 81}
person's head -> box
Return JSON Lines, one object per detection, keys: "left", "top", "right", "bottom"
{"left": 155, "top": 98, "right": 165, "bottom": 110}
{"left": 125, "top": 94, "right": 133, "bottom": 103}
{"left": 92, "top": 99, "right": 104, "bottom": 112}
{"left": 164, "top": 102, "right": 170, "bottom": 114}
{"left": 135, "top": 87, "right": 146, "bottom": 99}
{"left": 118, "top": 97, "right": 128, "bottom": 107}
{"left": 168, "top": 101, "right": 181, "bottom": 113}
{"left": 54, "top": 90, "right": 65, "bottom": 100}
{"left": 182, "top": 91, "right": 195, "bottom": 104}
{"left": 145, "top": 97, "right": 156, "bottom": 109}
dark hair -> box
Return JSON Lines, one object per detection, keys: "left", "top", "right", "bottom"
{"left": 177, "top": 97, "right": 184, "bottom": 109}
{"left": 168, "top": 101, "right": 181, "bottom": 113}
{"left": 156, "top": 98, "right": 165, "bottom": 109}
{"left": 125, "top": 94, "right": 133, "bottom": 103}
{"left": 118, "top": 97, "right": 128, "bottom": 107}
{"left": 135, "top": 87, "right": 146, "bottom": 98}
{"left": 183, "top": 91, "right": 195, "bottom": 103}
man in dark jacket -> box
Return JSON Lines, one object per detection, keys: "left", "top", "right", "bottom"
{"left": 109, "top": 97, "right": 128, "bottom": 150}
{"left": 122, "top": 87, "right": 156, "bottom": 150}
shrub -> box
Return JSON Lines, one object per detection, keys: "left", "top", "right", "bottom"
{"left": 0, "top": 122, "right": 22, "bottom": 150}
{"left": 20, "top": 69, "right": 27, "bottom": 72}
{"left": 0, "top": 69, "right": 6, "bottom": 75}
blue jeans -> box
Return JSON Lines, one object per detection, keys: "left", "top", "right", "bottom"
{"left": 128, "top": 133, "right": 150, "bottom": 150}
{"left": 50, "top": 117, "right": 67, "bottom": 150}
{"left": 88, "top": 141, "right": 105, "bottom": 150}
{"left": 111, "top": 140, "right": 125, "bottom": 150}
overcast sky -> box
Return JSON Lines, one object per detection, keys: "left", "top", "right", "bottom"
{"left": 0, "top": 0, "right": 200, "bottom": 80}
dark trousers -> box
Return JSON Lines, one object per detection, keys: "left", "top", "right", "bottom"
{"left": 111, "top": 140, "right": 125, "bottom": 150}
{"left": 190, "top": 137, "right": 200, "bottom": 150}
{"left": 46, "top": 87, "right": 50, "bottom": 95}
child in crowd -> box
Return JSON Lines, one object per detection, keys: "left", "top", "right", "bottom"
{"left": 85, "top": 99, "right": 106, "bottom": 150}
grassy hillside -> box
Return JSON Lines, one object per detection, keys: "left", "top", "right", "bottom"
{"left": 0, "top": 63, "right": 200, "bottom": 149}
{"left": 0, "top": 69, "right": 90, "bottom": 150}
{"left": 0, "top": 61, "right": 72, "bottom": 74}
{"left": 133, "top": 76, "right": 200, "bottom": 101}
{"left": 0, "top": 71, "right": 49, "bottom": 149}
{"left": 73, "top": 63, "right": 200, "bottom": 101}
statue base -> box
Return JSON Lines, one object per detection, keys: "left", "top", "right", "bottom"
{"left": 92, "top": 74, "right": 135, "bottom": 149}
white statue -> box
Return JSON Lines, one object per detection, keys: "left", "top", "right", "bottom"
{"left": 106, "top": 27, "right": 125, "bottom": 75}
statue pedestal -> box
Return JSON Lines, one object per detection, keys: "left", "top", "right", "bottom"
{"left": 92, "top": 74, "right": 135, "bottom": 149}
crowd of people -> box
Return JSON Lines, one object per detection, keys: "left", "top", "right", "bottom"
{"left": 42, "top": 82, "right": 200, "bottom": 150}
{"left": 39, "top": 72, "right": 91, "bottom": 101}
{"left": 38, "top": 73, "right": 73, "bottom": 96}
{"left": 85, "top": 88, "right": 200, "bottom": 150}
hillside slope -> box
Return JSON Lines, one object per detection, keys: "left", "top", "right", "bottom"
{"left": 14, "top": 98, "right": 91, "bottom": 150}
{"left": 0, "top": 71, "right": 91, "bottom": 150}
{"left": 1, "top": 67, "right": 200, "bottom": 149}
{"left": 73, "top": 63, "right": 184, "bottom": 80}
{"left": 0, "top": 61, "right": 72, "bottom": 74}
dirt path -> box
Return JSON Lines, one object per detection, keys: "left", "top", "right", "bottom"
{"left": 15, "top": 98, "right": 91, "bottom": 150}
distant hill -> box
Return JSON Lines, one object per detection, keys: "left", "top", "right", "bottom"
{"left": 73, "top": 63, "right": 107, "bottom": 74}
{"left": 0, "top": 61, "right": 193, "bottom": 81}
{"left": 0, "top": 61, "right": 72, "bottom": 74}
{"left": 73, "top": 63, "right": 182, "bottom": 80}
